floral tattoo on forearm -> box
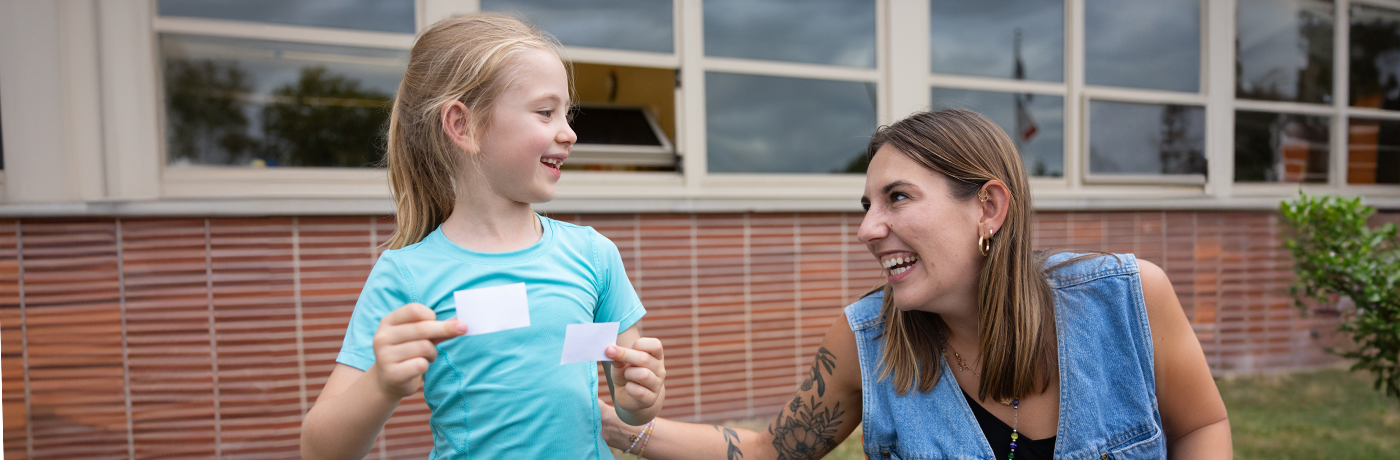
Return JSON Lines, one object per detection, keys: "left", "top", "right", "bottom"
{"left": 769, "top": 347, "right": 845, "bottom": 460}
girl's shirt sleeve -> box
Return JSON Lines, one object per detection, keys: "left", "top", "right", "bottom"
{"left": 592, "top": 232, "right": 646, "bottom": 332}
{"left": 337, "top": 252, "right": 415, "bottom": 371}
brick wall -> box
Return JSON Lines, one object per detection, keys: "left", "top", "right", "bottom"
{"left": 0, "top": 210, "right": 1367, "bottom": 458}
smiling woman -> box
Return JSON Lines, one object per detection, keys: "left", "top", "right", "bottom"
{"left": 599, "top": 109, "right": 1232, "bottom": 460}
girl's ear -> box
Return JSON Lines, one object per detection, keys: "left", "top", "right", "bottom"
{"left": 977, "top": 180, "right": 1011, "bottom": 236}
{"left": 441, "top": 100, "right": 478, "bottom": 154}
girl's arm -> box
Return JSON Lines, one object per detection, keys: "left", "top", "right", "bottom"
{"left": 603, "top": 324, "right": 666, "bottom": 425}
{"left": 600, "top": 317, "right": 864, "bottom": 460}
{"left": 1139, "top": 260, "right": 1233, "bottom": 459}
{"left": 301, "top": 303, "right": 467, "bottom": 460}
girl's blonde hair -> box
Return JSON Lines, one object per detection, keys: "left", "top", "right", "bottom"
{"left": 385, "top": 14, "right": 563, "bottom": 249}
{"left": 866, "top": 109, "right": 1056, "bottom": 403}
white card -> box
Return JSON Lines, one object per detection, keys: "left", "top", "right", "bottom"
{"left": 453, "top": 283, "right": 530, "bottom": 336}
{"left": 561, "top": 322, "right": 620, "bottom": 364}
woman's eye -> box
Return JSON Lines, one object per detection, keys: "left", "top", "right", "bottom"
{"left": 891, "top": 192, "right": 910, "bottom": 202}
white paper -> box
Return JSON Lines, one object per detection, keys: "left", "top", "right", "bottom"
{"left": 453, "top": 283, "right": 530, "bottom": 336}
{"left": 561, "top": 322, "right": 620, "bottom": 364}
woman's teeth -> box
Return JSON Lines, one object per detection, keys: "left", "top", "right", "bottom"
{"left": 542, "top": 158, "right": 562, "bottom": 166}
{"left": 883, "top": 255, "right": 919, "bottom": 276}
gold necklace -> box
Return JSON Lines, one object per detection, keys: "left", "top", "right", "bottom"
{"left": 942, "top": 342, "right": 981, "bottom": 377}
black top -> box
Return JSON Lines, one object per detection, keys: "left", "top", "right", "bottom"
{"left": 962, "top": 390, "right": 1057, "bottom": 460}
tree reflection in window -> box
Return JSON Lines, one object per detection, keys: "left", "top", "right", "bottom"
{"left": 165, "top": 59, "right": 257, "bottom": 165}
{"left": 262, "top": 67, "right": 390, "bottom": 167}
{"left": 165, "top": 60, "right": 390, "bottom": 167}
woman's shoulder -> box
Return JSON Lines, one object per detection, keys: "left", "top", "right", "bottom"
{"left": 1041, "top": 251, "right": 1140, "bottom": 289}
{"left": 843, "top": 289, "right": 885, "bottom": 329}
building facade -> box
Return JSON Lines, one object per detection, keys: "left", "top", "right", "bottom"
{"left": 1, "top": 0, "right": 1398, "bottom": 458}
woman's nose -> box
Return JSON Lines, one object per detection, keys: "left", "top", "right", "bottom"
{"left": 857, "top": 209, "right": 887, "bottom": 243}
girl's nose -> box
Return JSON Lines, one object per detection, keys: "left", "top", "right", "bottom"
{"left": 558, "top": 120, "right": 578, "bottom": 145}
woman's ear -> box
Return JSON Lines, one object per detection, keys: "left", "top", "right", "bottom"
{"left": 441, "top": 100, "right": 478, "bottom": 154}
{"left": 977, "top": 180, "right": 1011, "bottom": 236}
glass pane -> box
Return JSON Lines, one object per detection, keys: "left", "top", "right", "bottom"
{"left": 1237, "top": 0, "right": 1333, "bottom": 103}
{"left": 1348, "top": 118, "right": 1400, "bottom": 184}
{"left": 931, "top": 88, "right": 1064, "bottom": 177}
{"left": 157, "top": 0, "right": 414, "bottom": 33}
{"left": 481, "top": 0, "right": 673, "bottom": 53}
{"left": 1350, "top": 3, "right": 1400, "bottom": 109}
{"left": 1234, "top": 111, "right": 1330, "bottom": 183}
{"left": 704, "top": 0, "right": 875, "bottom": 68}
{"left": 1085, "top": 0, "right": 1200, "bottom": 92}
{"left": 160, "top": 34, "right": 406, "bottom": 167}
{"left": 930, "top": 0, "right": 1063, "bottom": 82}
{"left": 706, "top": 72, "right": 876, "bottom": 173}
{"left": 1088, "top": 100, "right": 1206, "bottom": 175}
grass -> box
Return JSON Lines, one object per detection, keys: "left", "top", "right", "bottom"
{"left": 1220, "top": 367, "right": 1400, "bottom": 459}
{"left": 615, "top": 368, "right": 1400, "bottom": 459}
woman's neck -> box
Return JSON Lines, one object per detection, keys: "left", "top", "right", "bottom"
{"left": 440, "top": 191, "right": 542, "bottom": 253}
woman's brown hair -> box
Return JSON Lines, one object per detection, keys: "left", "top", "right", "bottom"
{"left": 868, "top": 109, "right": 1056, "bottom": 403}
{"left": 384, "top": 14, "right": 563, "bottom": 249}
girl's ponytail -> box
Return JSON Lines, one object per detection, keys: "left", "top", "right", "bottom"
{"left": 383, "top": 14, "right": 561, "bottom": 249}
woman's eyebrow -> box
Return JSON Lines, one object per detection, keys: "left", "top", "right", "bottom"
{"left": 881, "top": 180, "right": 913, "bottom": 195}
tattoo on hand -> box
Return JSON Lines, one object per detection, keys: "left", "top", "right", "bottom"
{"left": 768, "top": 395, "right": 846, "bottom": 460}
{"left": 800, "top": 347, "right": 837, "bottom": 397}
{"left": 713, "top": 425, "right": 744, "bottom": 460}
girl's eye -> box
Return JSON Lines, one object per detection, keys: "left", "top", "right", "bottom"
{"left": 538, "top": 109, "right": 554, "bottom": 118}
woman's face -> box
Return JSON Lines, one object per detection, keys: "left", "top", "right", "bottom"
{"left": 858, "top": 144, "right": 985, "bottom": 314}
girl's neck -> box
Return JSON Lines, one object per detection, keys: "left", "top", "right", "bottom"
{"left": 440, "top": 192, "right": 542, "bottom": 253}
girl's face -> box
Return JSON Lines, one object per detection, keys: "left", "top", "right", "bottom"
{"left": 473, "top": 48, "right": 576, "bottom": 204}
{"left": 858, "top": 144, "right": 985, "bottom": 314}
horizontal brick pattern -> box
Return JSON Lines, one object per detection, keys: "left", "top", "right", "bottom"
{"left": 0, "top": 210, "right": 1360, "bottom": 457}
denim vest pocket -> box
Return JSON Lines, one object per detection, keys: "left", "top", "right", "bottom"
{"left": 1098, "top": 423, "right": 1164, "bottom": 460}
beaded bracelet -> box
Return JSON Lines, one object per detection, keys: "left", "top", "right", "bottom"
{"left": 623, "top": 421, "right": 654, "bottom": 456}
{"left": 635, "top": 422, "right": 653, "bottom": 458}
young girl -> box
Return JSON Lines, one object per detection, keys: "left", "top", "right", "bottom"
{"left": 300, "top": 14, "right": 666, "bottom": 459}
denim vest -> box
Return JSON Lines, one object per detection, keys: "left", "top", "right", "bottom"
{"left": 846, "top": 253, "right": 1166, "bottom": 460}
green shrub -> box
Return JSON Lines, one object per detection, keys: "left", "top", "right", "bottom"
{"left": 1280, "top": 193, "right": 1400, "bottom": 399}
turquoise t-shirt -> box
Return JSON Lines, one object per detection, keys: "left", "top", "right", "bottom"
{"left": 337, "top": 215, "right": 646, "bottom": 459}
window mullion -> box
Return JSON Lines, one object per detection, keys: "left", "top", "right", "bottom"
{"left": 1205, "top": 0, "right": 1235, "bottom": 198}
{"left": 1335, "top": 0, "right": 1352, "bottom": 187}
{"left": 1066, "top": 0, "right": 1085, "bottom": 189}
{"left": 680, "top": 0, "right": 706, "bottom": 187}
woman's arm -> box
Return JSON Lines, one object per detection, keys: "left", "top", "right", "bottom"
{"left": 1139, "top": 260, "right": 1232, "bottom": 459}
{"left": 603, "top": 324, "right": 667, "bottom": 425}
{"left": 301, "top": 304, "right": 466, "bottom": 460}
{"left": 599, "top": 317, "right": 864, "bottom": 460}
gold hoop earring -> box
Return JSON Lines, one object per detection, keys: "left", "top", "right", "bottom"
{"left": 978, "top": 231, "right": 992, "bottom": 256}
{"left": 978, "top": 189, "right": 989, "bottom": 203}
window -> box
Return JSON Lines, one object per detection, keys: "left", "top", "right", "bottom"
{"left": 929, "top": 1, "right": 1065, "bottom": 178}
{"left": 1235, "top": 111, "right": 1330, "bottom": 183}
{"left": 702, "top": 0, "right": 879, "bottom": 174}
{"left": 481, "top": 0, "right": 673, "bottom": 53}
{"left": 1086, "top": 0, "right": 1201, "bottom": 93}
{"left": 930, "top": 0, "right": 1063, "bottom": 82}
{"left": 156, "top": 0, "right": 411, "bottom": 168}
{"left": 1089, "top": 101, "right": 1206, "bottom": 178}
{"left": 932, "top": 88, "right": 1065, "bottom": 177}
{"left": 1237, "top": 0, "right": 1333, "bottom": 103}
